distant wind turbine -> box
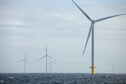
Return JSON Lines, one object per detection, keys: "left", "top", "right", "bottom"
{"left": 72, "top": 0, "right": 126, "bottom": 75}
{"left": 39, "top": 45, "right": 55, "bottom": 73}
{"left": 111, "top": 61, "right": 114, "bottom": 74}
{"left": 49, "top": 61, "right": 55, "bottom": 73}
{"left": 19, "top": 52, "right": 29, "bottom": 73}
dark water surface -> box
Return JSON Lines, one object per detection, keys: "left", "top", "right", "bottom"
{"left": 0, "top": 73, "right": 126, "bottom": 84}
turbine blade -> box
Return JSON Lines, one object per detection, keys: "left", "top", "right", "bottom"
{"left": 26, "top": 60, "right": 30, "bottom": 64}
{"left": 48, "top": 56, "right": 56, "bottom": 60}
{"left": 83, "top": 24, "right": 94, "bottom": 55}
{"left": 48, "top": 59, "right": 51, "bottom": 62}
{"left": 38, "top": 56, "right": 46, "bottom": 61}
{"left": 48, "top": 62, "right": 55, "bottom": 65}
{"left": 72, "top": 0, "right": 92, "bottom": 21}
{"left": 95, "top": 14, "right": 126, "bottom": 22}
{"left": 18, "top": 59, "right": 25, "bottom": 63}
{"left": 51, "top": 62, "right": 55, "bottom": 63}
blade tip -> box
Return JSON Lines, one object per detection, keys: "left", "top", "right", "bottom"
{"left": 82, "top": 51, "right": 85, "bottom": 56}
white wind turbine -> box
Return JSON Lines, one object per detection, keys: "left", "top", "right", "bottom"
{"left": 72, "top": 0, "right": 126, "bottom": 75}
{"left": 38, "top": 45, "right": 55, "bottom": 73}
{"left": 49, "top": 61, "right": 55, "bottom": 73}
{"left": 19, "top": 52, "right": 29, "bottom": 73}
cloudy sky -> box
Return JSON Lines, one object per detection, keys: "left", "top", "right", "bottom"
{"left": 0, "top": 0, "right": 126, "bottom": 73}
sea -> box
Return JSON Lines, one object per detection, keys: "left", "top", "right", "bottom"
{"left": 0, "top": 73, "right": 126, "bottom": 84}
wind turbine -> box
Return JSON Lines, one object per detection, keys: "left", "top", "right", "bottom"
{"left": 111, "top": 61, "right": 114, "bottom": 74}
{"left": 72, "top": 0, "right": 126, "bottom": 75}
{"left": 49, "top": 61, "right": 55, "bottom": 73}
{"left": 19, "top": 52, "right": 29, "bottom": 73}
{"left": 39, "top": 45, "right": 55, "bottom": 73}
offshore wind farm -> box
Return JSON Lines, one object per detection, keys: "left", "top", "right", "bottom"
{"left": 0, "top": 0, "right": 126, "bottom": 84}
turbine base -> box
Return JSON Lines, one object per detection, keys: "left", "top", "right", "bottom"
{"left": 91, "top": 64, "right": 95, "bottom": 75}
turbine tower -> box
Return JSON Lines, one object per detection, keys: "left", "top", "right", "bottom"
{"left": 49, "top": 61, "right": 55, "bottom": 73}
{"left": 111, "top": 61, "right": 114, "bottom": 74}
{"left": 39, "top": 45, "right": 55, "bottom": 73}
{"left": 19, "top": 52, "right": 28, "bottom": 73}
{"left": 72, "top": 0, "right": 126, "bottom": 75}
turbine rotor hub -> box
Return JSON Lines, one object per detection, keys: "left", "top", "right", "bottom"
{"left": 91, "top": 20, "right": 95, "bottom": 24}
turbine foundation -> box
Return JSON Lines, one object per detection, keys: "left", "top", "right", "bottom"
{"left": 91, "top": 64, "right": 95, "bottom": 75}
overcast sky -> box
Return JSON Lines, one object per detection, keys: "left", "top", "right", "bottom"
{"left": 0, "top": 0, "right": 126, "bottom": 73}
